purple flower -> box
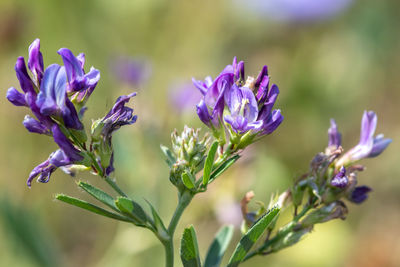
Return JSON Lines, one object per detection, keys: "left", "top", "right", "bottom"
{"left": 51, "top": 124, "right": 83, "bottom": 162}
{"left": 236, "top": 0, "right": 354, "bottom": 22}
{"left": 328, "top": 119, "right": 341, "bottom": 148}
{"left": 336, "top": 111, "right": 391, "bottom": 167}
{"left": 110, "top": 56, "right": 151, "bottom": 87}
{"left": 348, "top": 185, "right": 372, "bottom": 204}
{"left": 330, "top": 166, "right": 348, "bottom": 188}
{"left": 27, "top": 149, "right": 73, "bottom": 187}
{"left": 193, "top": 57, "right": 283, "bottom": 138}
{"left": 58, "top": 48, "right": 100, "bottom": 95}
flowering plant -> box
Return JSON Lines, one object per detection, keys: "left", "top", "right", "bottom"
{"left": 6, "top": 40, "right": 391, "bottom": 267}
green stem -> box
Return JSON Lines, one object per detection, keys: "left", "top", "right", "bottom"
{"left": 163, "top": 190, "right": 194, "bottom": 267}
{"left": 105, "top": 176, "right": 128, "bottom": 197}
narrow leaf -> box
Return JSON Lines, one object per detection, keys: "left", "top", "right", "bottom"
{"left": 181, "top": 172, "right": 195, "bottom": 189}
{"left": 115, "top": 197, "right": 148, "bottom": 225}
{"left": 227, "top": 206, "right": 280, "bottom": 267}
{"left": 145, "top": 200, "right": 169, "bottom": 241}
{"left": 160, "top": 145, "right": 176, "bottom": 167}
{"left": 77, "top": 181, "right": 119, "bottom": 212}
{"left": 56, "top": 194, "right": 131, "bottom": 222}
{"left": 204, "top": 225, "right": 234, "bottom": 267}
{"left": 180, "top": 225, "right": 201, "bottom": 267}
{"left": 209, "top": 155, "right": 240, "bottom": 184}
{"left": 203, "top": 141, "right": 219, "bottom": 185}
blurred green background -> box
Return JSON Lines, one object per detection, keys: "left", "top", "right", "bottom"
{"left": 0, "top": 0, "right": 399, "bottom": 266}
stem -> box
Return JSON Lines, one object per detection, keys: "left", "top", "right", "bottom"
{"left": 105, "top": 176, "right": 128, "bottom": 197}
{"left": 163, "top": 190, "right": 194, "bottom": 267}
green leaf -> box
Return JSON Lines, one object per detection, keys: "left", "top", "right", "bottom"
{"left": 115, "top": 197, "right": 149, "bottom": 226}
{"left": 181, "top": 172, "right": 196, "bottom": 189}
{"left": 227, "top": 206, "right": 280, "bottom": 267}
{"left": 204, "top": 225, "right": 234, "bottom": 267}
{"left": 56, "top": 194, "right": 131, "bottom": 222}
{"left": 203, "top": 141, "right": 219, "bottom": 185}
{"left": 77, "top": 181, "right": 119, "bottom": 212}
{"left": 180, "top": 225, "right": 201, "bottom": 267}
{"left": 145, "top": 200, "right": 169, "bottom": 241}
{"left": 160, "top": 145, "right": 176, "bottom": 167}
{"left": 208, "top": 155, "right": 240, "bottom": 184}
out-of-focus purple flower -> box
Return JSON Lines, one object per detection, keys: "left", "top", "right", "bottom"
{"left": 111, "top": 56, "right": 151, "bottom": 87}
{"left": 236, "top": 0, "right": 354, "bottom": 22}
{"left": 170, "top": 82, "right": 202, "bottom": 113}
{"left": 348, "top": 185, "right": 372, "bottom": 204}
{"left": 336, "top": 111, "right": 391, "bottom": 167}
{"left": 328, "top": 119, "right": 341, "bottom": 148}
{"left": 6, "top": 87, "right": 27, "bottom": 106}
{"left": 36, "top": 64, "right": 83, "bottom": 130}
{"left": 28, "top": 38, "right": 44, "bottom": 85}
{"left": 23, "top": 115, "right": 50, "bottom": 135}
{"left": 330, "top": 166, "right": 348, "bottom": 188}
{"left": 58, "top": 48, "right": 100, "bottom": 93}
{"left": 27, "top": 149, "right": 72, "bottom": 187}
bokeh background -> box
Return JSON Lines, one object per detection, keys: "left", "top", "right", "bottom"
{"left": 0, "top": 0, "right": 399, "bottom": 266}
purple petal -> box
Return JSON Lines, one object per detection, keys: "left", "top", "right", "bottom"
{"left": 196, "top": 100, "right": 213, "bottom": 128}
{"left": 261, "top": 109, "right": 283, "bottom": 135}
{"left": 58, "top": 48, "right": 84, "bottom": 86}
{"left": 328, "top": 119, "right": 342, "bottom": 147}
{"left": 76, "top": 53, "right": 86, "bottom": 68}
{"left": 52, "top": 124, "right": 83, "bottom": 162}
{"left": 28, "top": 39, "right": 44, "bottom": 84}
{"left": 6, "top": 87, "right": 27, "bottom": 106}
{"left": 331, "top": 166, "right": 348, "bottom": 188}
{"left": 62, "top": 98, "right": 84, "bottom": 130}
{"left": 27, "top": 159, "right": 51, "bottom": 187}
{"left": 349, "top": 186, "right": 372, "bottom": 204}
{"left": 36, "top": 64, "right": 67, "bottom": 116}
{"left": 23, "top": 115, "right": 50, "bottom": 134}
{"left": 359, "top": 111, "right": 377, "bottom": 146}
{"left": 368, "top": 134, "right": 391, "bottom": 158}
{"left": 255, "top": 65, "right": 268, "bottom": 88}
{"left": 256, "top": 75, "right": 270, "bottom": 102}
{"left": 15, "top": 57, "right": 35, "bottom": 94}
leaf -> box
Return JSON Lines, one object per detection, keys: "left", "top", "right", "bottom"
{"left": 227, "top": 206, "right": 280, "bottom": 267}
{"left": 181, "top": 172, "right": 196, "bottom": 189}
{"left": 203, "top": 141, "right": 219, "bottom": 185}
{"left": 160, "top": 145, "right": 176, "bottom": 167}
{"left": 204, "top": 225, "right": 234, "bottom": 267}
{"left": 145, "top": 200, "right": 169, "bottom": 241}
{"left": 180, "top": 225, "right": 201, "bottom": 267}
{"left": 56, "top": 194, "right": 131, "bottom": 222}
{"left": 77, "top": 181, "right": 119, "bottom": 212}
{"left": 115, "top": 197, "right": 149, "bottom": 225}
{"left": 208, "top": 155, "right": 240, "bottom": 184}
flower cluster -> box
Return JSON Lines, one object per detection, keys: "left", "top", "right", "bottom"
{"left": 6, "top": 39, "right": 136, "bottom": 186}
{"left": 193, "top": 57, "right": 283, "bottom": 149}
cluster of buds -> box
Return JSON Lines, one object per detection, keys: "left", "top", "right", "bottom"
{"left": 164, "top": 126, "right": 210, "bottom": 191}
{"left": 5, "top": 39, "right": 137, "bottom": 186}
{"left": 193, "top": 57, "right": 283, "bottom": 149}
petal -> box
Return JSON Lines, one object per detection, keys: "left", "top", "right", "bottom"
{"left": 359, "top": 111, "right": 377, "bottom": 146}
{"left": 255, "top": 65, "right": 268, "bottom": 88}
{"left": 368, "top": 134, "right": 391, "bottom": 158}
{"left": 349, "top": 186, "right": 372, "bottom": 204}
{"left": 51, "top": 124, "right": 83, "bottom": 162}
{"left": 330, "top": 166, "right": 348, "bottom": 188}
{"left": 6, "top": 87, "right": 27, "bottom": 106}
{"left": 328, "top": 119, "right": 342, "bottom": 147}
{"left": 261, "top": 109, "right": 283, "bottom": 135}
{"left": 28, "top": 38, "right": 44, "bottom": 84}
{"left": 240, "top": 86, "right": 258, "bottom": 123}
{"left": 58, "top": 48, "right": 84, "bottom": 84}
{"left": 15, "top": 57, "right": 35, "bottom": 94}
{"left": 23, "top": 115, "right": 50, "bottom": 134}
{"left": 196, "top": 100, "right": 212, "bottom": 127}
{"left": 27, "top": 159, "right": 51, "bottom": 187}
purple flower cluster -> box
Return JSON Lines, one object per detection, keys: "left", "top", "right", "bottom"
{"left": 193, "top": 58, "right": 283, "bottom": 146}
{"left": 326, "top": 111, "right": 391, "bottom": 203}
{"left": 6, "top": 39, "right": 137, "bottom": 187}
